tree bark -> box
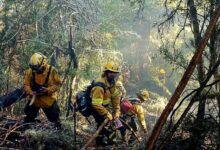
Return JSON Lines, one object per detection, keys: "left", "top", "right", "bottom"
{"left": 145, "top": 4, "right": 220, "bottom": 150}
{"left": 188, "top": 0, "right": 206, "bottom": 124}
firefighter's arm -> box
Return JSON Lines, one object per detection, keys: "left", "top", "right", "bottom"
{"left": 135, "top": 105, "right": 147, "bottom": 132}
{"left": 24, "top": 69, "right": 33, "bottom": 95}
{"left": 91, "top": 86, "right": 112, "bottom": 120}
{"left": 111, "top": 88, "right": 121, "bottom": 119}
{"left": 47, "top": 67, "right": 62, "bottom": 94}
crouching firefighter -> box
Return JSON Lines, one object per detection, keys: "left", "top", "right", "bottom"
{"left": 119, "top": 89, "right": 149, "bottom": 141}
{"left": 90, "top": 61, "right": 121, "bottom": 147}
{"left": 23, "top": 52, "right": 62, "bottom": 128}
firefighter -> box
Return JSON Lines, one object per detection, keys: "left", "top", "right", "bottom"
{"left": 23, "top": 52, "right": 62, "bottom": 128}
{"left": 116, "top": 69, "right": 130, "bottom": 98}
{"left": 119, "top": 89, "right": 149, "bottom": 141}
{"left": 90, "top": 61, "right": 121, "bottom": 146}
{"left": 159, "top": 68, "right": 166, "bottom": 84}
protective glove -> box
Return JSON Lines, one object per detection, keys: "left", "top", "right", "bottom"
{"left": 106, "top": 112, "right": 113, "bottom": 121}
{"left": 40, "top": 87, "right": 48, "bottom": 93}
{"left": 113, "top": 111, "right": 120, "bottom": 119}
{"left": 37, "top": 87, "right": 48, "bottom": 95}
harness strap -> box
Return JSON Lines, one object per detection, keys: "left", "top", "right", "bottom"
{"left": 32, "top": 65, "right": 52, "bottom": 87}
{"left": 44, "top": 65, "right": 52, "bottom": 87}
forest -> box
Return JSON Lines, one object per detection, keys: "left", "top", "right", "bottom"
{"left": 1, "top": 0, "right": 220, "bottom": 149}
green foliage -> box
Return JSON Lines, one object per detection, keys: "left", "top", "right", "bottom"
{"left": 140, "top": 76, "right": 171, "bottom": 96}
{"left": 77, "top": 49, "right": 123, "bottom": 79}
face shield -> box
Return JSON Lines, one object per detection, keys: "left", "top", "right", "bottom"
{"left": 29, "top": 54, "right": 47, "bottom": 74}
{"left": 29, "top": 64, "right": 45, "bottom": 74}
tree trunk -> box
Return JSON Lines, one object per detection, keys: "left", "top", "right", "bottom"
{"left": 145, "top": 4, "right": 220, "bottom": 149}
{"left": 188, "top": 0, "right": 207, "bottom": 147}
{"left": 214, "top": 27, "right": 220, "bottom": 150}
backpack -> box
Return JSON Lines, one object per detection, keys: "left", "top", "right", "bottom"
{"left": 120, "top": 97, "right": 141, "bottom": 114}
{"left": 76, "top": 81, "right": 106, "bottom": 117}
{"left": 129, "top": 97, "right": 141, "bottom": 104}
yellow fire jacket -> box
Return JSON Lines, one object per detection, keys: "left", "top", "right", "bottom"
{"left": 91, "top": 76, "right": 121, "bottom": 117}
{"left": 24, "top": 65, "right": 61, "bottom": 108}
{"left": 127, "top": 103, "right": 147, "bottom": 130}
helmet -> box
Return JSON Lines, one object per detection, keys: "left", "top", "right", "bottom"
{"left": 104, "top": 62, "right": 121, "bottom": 73}
{"left": 136, "top": 89, "right": 149, "bottom": 101}
{"left": 159, "top": 68, "right": 166, "bottom": 74}
{"left": 29, "top": 52, "right": 48, "bottom": 71}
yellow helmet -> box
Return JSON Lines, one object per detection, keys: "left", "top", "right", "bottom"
{"left": 136, "top": 89, "right": 149, "bottom": 101}
{"left": 29, "top": 52, "right": 48, "bottom": 71}
{"left": 104, "top": 62, "right": 121, "bottom": 73}
{"left": 159, "top": 68, "right": 166, "bottom": 74}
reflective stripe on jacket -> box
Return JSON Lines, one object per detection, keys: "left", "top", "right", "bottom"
{"left": 91, "top": 76, "right": 120, "bottom": 116}
{"left": 24, "top": 65, "right": 61, "bottom": 108}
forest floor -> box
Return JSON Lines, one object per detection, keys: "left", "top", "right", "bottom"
{"left": 0, "top": 113, "right": 157, "bottom": 150}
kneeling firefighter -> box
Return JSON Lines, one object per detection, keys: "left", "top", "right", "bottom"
{"left": 23, "top": 52, "right": 62, "bottom": 128}
{"left": 90, "top": 61, "right": 121, "bottom": 146}
{"left": 119, "top": 89, "right": 149, "bottom": 141}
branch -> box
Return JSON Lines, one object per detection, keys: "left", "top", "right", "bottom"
{"left": 159, "top": 54, "right": 220, "bottom": 149}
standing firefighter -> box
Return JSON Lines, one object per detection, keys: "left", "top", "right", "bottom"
{"left": 23, "top": 52, "right": 62, "bottom": 128}
{"left": 90, "top": 61, "right": 121, "bottom": 146}
{"left": 120, "top": 89, "right": 149, "bottom": 141}
{"left": 159, "top": 68, "right": 166, "bottom": 84}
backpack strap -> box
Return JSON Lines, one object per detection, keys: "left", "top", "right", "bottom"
{"left": 31, "top": 70, "right": 36, "bottom": 86}
{"left": 31, "top": 65, "right": 52, "bottom": 87}
{"left": 44, "top": 65, "right": 52, "bottom": 87}
{"left": 91, "top": 81, "right": 106, "bottom": 92}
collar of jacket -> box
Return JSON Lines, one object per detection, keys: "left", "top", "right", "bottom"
{"left": 96, "top": 76, "right": 115, "bottom": 88}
